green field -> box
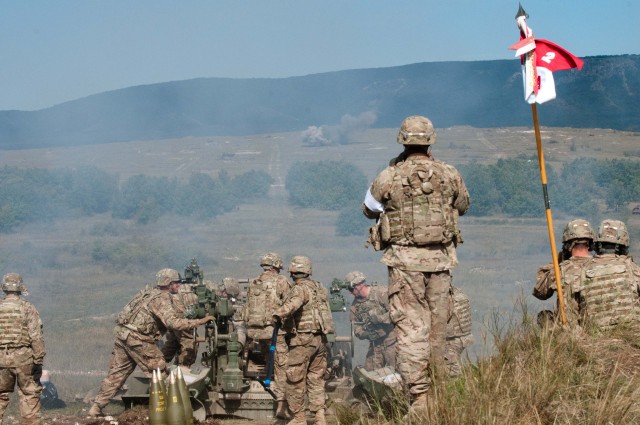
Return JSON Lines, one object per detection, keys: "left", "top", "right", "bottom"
{"left": 1, "top": 125, "right": 639, "bottom": 400}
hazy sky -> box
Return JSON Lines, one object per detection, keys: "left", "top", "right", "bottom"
{"left": 1, "top": 0, "right": 638, "bottom": 111}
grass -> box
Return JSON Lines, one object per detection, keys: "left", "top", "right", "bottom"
{"left": 337, "top": 299, "right": 640, "bottom": 425}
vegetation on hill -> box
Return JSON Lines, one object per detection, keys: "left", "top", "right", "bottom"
{"left": 337, "top": 301, "right": 640, "bottom": 425}
{"left": 0, "top": 165, "right": 273, "bottom": 231}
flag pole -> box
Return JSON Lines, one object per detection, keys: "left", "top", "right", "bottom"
{"left": 531, "top": 103, "right": 566, "bottom": 325}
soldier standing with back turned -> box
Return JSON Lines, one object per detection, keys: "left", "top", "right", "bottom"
{"left": 273, "top": 256, "right": 335, "bottom": 425}
{"left": 0, "top": 273, "right": 45, "bottom": 425}
{"left": 244, "top": 252, "right": 292, "bottom": 419}
{"left": 362, "top": 115, "right": 470, "bottom": 417}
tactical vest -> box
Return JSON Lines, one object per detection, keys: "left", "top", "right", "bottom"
{"left": 116, "top": 287, "right": 165, "bottom": 336}
{"left": 449, "top": 286, "right": 472, "bottom": 338}
{"left": 381, "top": 159, "right": 456, "bottom": 246}
{"left": 581, "top": 257, "right": 637, "bottom": 329}
{"left": 245, "top": 274, "right": 279, "bottom": 329}
{"left": 0, "top": 298, "right": 31, "bottom": 347}
{"left": 291, "top": 278, "right": 335, "bottom": 335}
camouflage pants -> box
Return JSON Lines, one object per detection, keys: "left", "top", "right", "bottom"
{"left": 285, "top": 333, "right": 327, "bottom": 415}
{"left": 364, "top": 335, "right": 396, "bottom": 371}
{"left": 93, "top": 335, "right": 166, "bottom": 408}
{"left": 162, "top": 329, "right": 198, "bottom": 367}
{"left": 0, "top": 364, "right": 43, "bottom": 425}
{"left": 387, "top": 267, "right": 451, "bottom": 396}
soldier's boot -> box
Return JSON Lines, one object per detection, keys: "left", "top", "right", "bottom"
{"left": 87, "top": 403, "right": 105, "bottom": 418}
{"left": 312, "top": 409, "right": 326, "bottom": 425}
{"left": 403, "top": 392, "right": 430, "bottom": 423}
{"left": 286, "top": 409, "right": 306, "bottom": 425}
{"left": 276, "top": 400, "right": 292, "bottom": 420}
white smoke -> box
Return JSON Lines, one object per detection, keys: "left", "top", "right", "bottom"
{"left": 301, "top": 111, "right": 378, "bottom": 146}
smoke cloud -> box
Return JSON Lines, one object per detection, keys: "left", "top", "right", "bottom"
{"left": 302, "top": 111, "right": 378, "bottom": 146}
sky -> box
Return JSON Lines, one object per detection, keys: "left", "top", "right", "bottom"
{"left": 1, "top": 0, "right": 638, "bottom": 111}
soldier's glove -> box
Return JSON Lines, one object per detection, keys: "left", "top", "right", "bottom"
{"left": 272, "top": 314, "right": 282, "bottom": 325}
{"left": 32, "top": 364, "right": 43, "bottom": 383}
{"left": 367, "top": 328, "right": 383, "bottom": 341}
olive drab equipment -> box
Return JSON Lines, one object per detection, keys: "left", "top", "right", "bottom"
{"left": 580, "top": 259, "right": 638, "bottom": 330}
{"left": 0, "top": 298, "right": 31, "bottom": 347}
{"left": 380, "top": 159, "right": 456, "bottom": 246}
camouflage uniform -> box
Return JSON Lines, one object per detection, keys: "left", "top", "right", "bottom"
{"left": 274, "top": 256, "right": 334, "bottom": 425}
{"left": 162, "top": 283, "right": 199, "bottom": 367}
{"left": 90, "top": 269, "right": 212, "bottom": 416}
{"left": 244, "top": 259, "right": 292, "bottom": 405}
{"left": 350, "top": 285, "right": 396, "bottom": 371}
{"left": 578, "top": 219, "right": 640, "bottom": 330}
{"left": 0, "top": 273, "right": 45, "bottom": 425}
{"left": 445, "top": 285, "right": 473, "bottom": 377}
{"left": 363, "top": 116, "right": 470, "bottom": 398}
{"left": 580, "top": 253, "right": 640, "bottom": 329}
{"left": 534, "top": 256, "right": 592, "bottom": 327}
{"left": 533, "top": 219, "right": 596, "bottom": 327}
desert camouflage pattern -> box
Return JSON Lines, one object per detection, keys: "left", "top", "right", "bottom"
{"left": 0, "top": 289, "right": 45, "bottom": 425}
{"left": 387, "top": 268, "right": 451, "bottom": 395}
{"left": 533, "top": 256, "right": 592, "bottom": 326}
{"left": 275, "top": 277, "right": 333, "bottom": 424}
{"left": 245, "top": 269, "right": 291, "bottom": 340}
{"left": 366, "top": 150, "right": 468, "bottom": 396}
{"left": 93, "top": 288, "right": 208, "bottom": 409}
{"left": 445, "top": 285, "right": 474, "bottom": 377}
{"left": 396, "top": 115, "right": 437, "bottom": 146}
{"left": 369, "top": 157, "right": 470, "bottom": 272}
{"left": 244, "top": 269, "right": 291, "bottom": 401}
{"left": 350, "top": 285, "right": 396, "bottom": 370}
{"left": 596, "top": 219, "right": 630, "bottom": 246}
{"left": 163, "top": 283, "right": 199, "bottom": 366}
{"left": 580, "top": 254, "right": 640, "bottom": 330}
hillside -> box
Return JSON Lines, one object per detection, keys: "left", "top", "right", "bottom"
{"left": 0, "top": 55, "right": 638, "bottom": 149}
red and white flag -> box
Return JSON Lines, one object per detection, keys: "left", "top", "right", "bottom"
{"left": 509, "top": 6, "right": 584, "bottom": 104}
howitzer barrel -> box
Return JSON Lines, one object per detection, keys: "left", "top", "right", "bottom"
{"left": 335, "top": 335, "right": 352, "bottom": 343}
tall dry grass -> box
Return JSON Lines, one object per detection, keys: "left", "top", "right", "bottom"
{"left": 339, "top": 299, "right": 640, "bottom": 425}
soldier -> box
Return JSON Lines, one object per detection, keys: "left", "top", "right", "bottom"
{"left": 273, "top": 256, "right": 335, "bottom": 425}
{"left": 0, "top": 273, "right": 45, "bottom": 425}
{"left": 579, "top": 219, "right": 640, "bottom": 330}
{"left": 88, "top": 269, "right": 214, "bottom": 417}
{"left": 362, "top": 115, "right": 470, "bottom": 414}
{"left": 533, "top": 218, "right": 595, "bottom": 327}
{"left": 445, "top": 285, "right": 474, "bottom": 378}
{"left": 345, "top": 271, "right": 396, "bottom": 371}
{"left": 244, "top": 253, "right": 292, "bottom": 419}
{"left": 162, "top": 280, "right": 200, "bottom": 368}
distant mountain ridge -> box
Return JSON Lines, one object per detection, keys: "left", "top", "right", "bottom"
{"left": 1, "top": 55, "right": 638, "bottom": 149}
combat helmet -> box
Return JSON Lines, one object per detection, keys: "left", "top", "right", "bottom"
{"left": 260, "top": 252, "right": 283, "bottom": 270}
{"left": 288, "top": 256, "right": 312, "bottom": 276}
{"left": 397, "top": 115, "right": 437, "bottom": 146}
{"left": 344, "top": 271, "right": 366, "bottom": 291}
{"left": 596, "top": 219, "right": 630, "bottom": 247}
{"left": 2, "top": 273, "right": 25, "bottom": 293}
{"left": 561, "top": 219, "right": 595, "bottom": 253}
{"left": 156, "top": 268, "right": 181, "bottom": 287}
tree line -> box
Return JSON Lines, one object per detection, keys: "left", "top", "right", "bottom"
{"left": 0, "top": 165, "right": 273, "bottom": 232}
{"left": 2, "top": 157, "right": 637, "bottom": 235}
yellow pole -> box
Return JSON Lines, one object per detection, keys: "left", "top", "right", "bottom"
{"left": 531, "top": 103, "right": 567, "bottom": 325}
